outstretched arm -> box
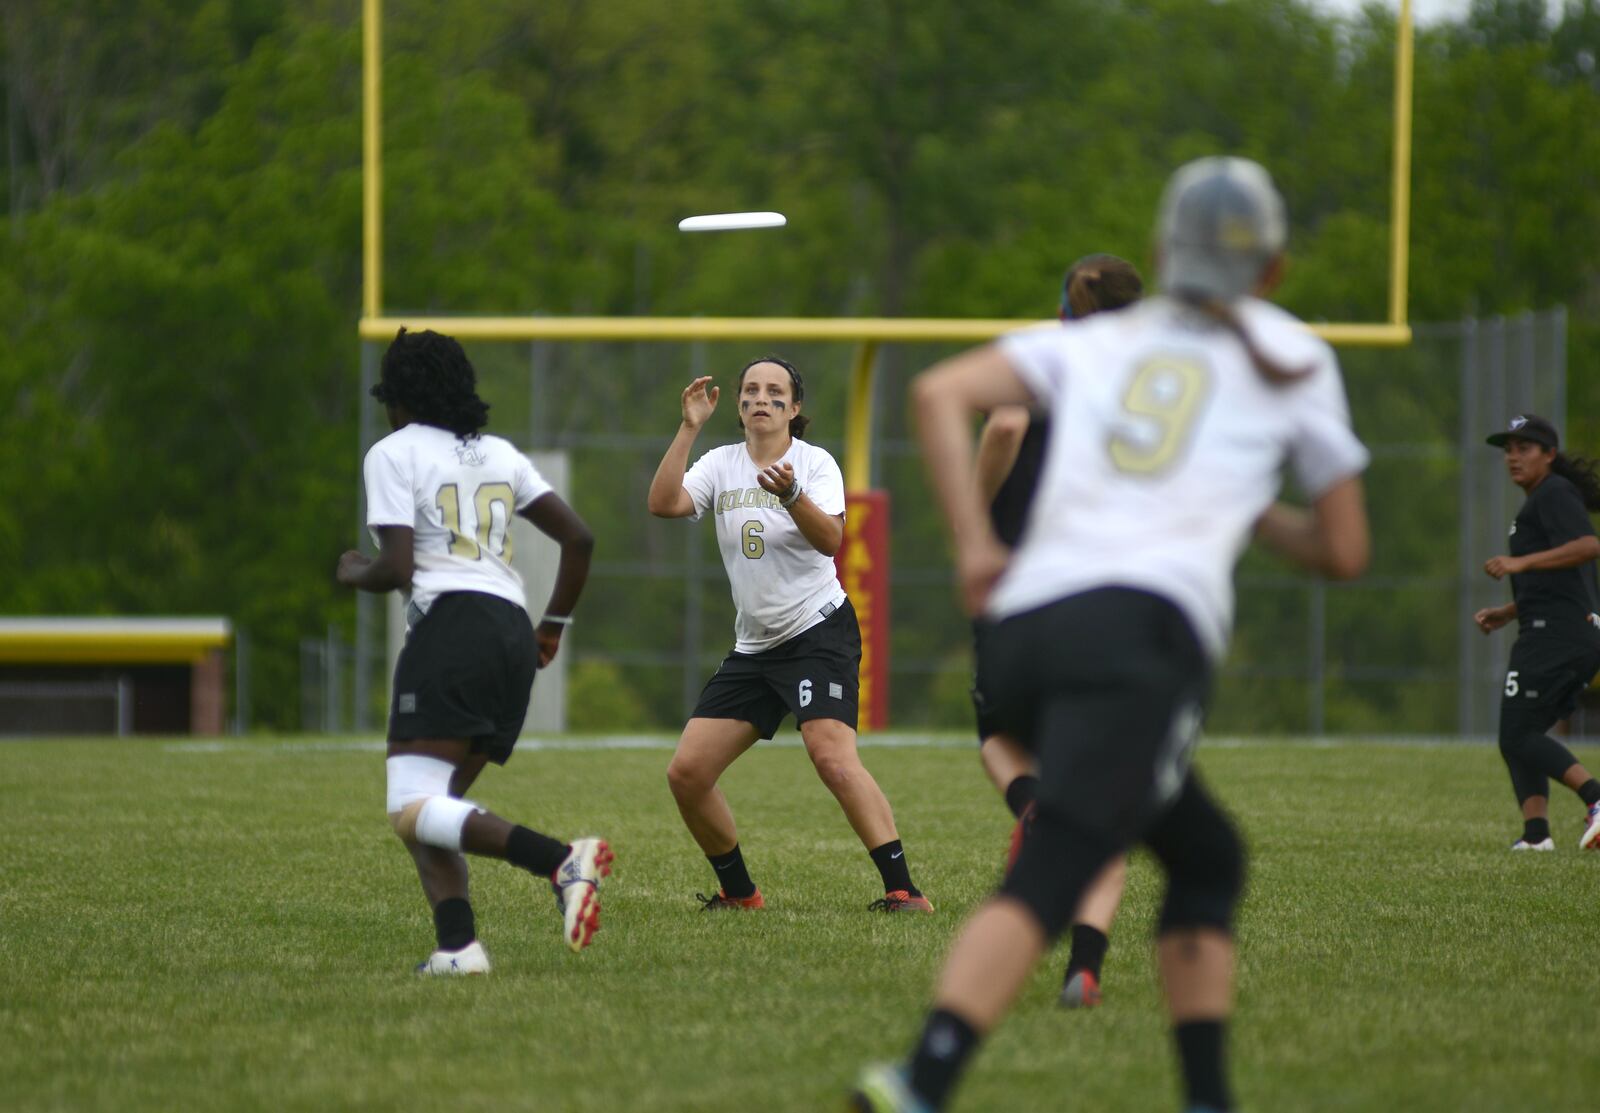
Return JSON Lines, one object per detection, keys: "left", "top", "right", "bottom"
{"left": 648, "top": 376, "right": 718, "bottom": 518}
{"left": 336, "top": 526, "right": 414, "bottom": 593}
{"left": 518, "top": 492, "right": 596, "bottom": 668}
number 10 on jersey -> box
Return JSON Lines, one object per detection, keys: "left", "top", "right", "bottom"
{"left": 436, "top": 482, "right": 515, "bottom": 560}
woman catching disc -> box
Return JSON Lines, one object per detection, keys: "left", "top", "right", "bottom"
{"left": 647, "top": 356, "right": 932, "bottom": 913}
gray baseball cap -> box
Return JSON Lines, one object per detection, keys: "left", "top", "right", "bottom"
{"left": 1157, "top": 157, "right": 1287, "bottom": 301}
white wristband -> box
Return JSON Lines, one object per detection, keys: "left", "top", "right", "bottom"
{"left": 780, "top": 483, "right": 803, "bottom": 509}
{"left": 540, "top": 614, "right": 574, "bottom": 626}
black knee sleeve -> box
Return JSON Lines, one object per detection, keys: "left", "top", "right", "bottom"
{"left": 999, "top": 802, "right": 1121, "bottom": 942}
{"left": 1498, "top": 732, "right": 1551, "bottom": 803}
{"left": 1146, "top": 777, "right": 1246, "bottom": 935}
{"left": 1498, "top": 699, "right": 1583, "bottom": 802}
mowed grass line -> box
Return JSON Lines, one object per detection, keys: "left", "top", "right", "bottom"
{"left": 2, "top": 737, "right": 1598, "bottom": 1112}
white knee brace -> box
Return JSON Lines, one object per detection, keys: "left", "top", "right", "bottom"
{"left": 386, "top": 754, "right": 483, "bottom": 851}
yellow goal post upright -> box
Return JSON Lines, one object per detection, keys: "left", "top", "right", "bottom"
{"left": 352, "top": 0, "right": 1415, "bottom": 730}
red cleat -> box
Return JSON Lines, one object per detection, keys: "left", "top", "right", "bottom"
{"left": 868, "top": 890, "right": 934, "bottom": 913}
{"left": 696, "top": 888, "right": 765, "bottom": 910}
{"left": 1059, "top": 969, "right": 1101, "bottom": 1008}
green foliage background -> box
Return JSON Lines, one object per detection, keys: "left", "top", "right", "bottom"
{"left": 3, "top": 0, "right": 1599, "bottom": 729}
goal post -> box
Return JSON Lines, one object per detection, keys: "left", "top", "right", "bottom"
{"left": 353, "top": 0, "right": 1416, "bottom": 732}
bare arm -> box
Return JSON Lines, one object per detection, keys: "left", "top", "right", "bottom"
{"left": 335, "top": 525, "right": 414, "bottom": 593}
{"left": 518, "top": 492, "right": 596, "bottom": 667}
{"left": 756, "top": 463, "right": 844, "bottom": 555}
{"left": 1474, "top": 601, "right": 1517, "bottom": 634}
{"left": 911, "top": 344, "right": 1037, "bottom": 614}
{"left": 975, "top": 406, "right": 1031, "bottom": 505}
{"left": 1484, "top": 536, "right": 1600, "bottom": 580}
{"left": 1253, "top": 476, "right": 1370, "bottom": 581}
{"left": 647, "top": 376, "right": 718, "bottom": 518}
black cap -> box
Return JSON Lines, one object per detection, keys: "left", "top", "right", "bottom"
{"left": 1486, "top": 413, "right": 1559, "bottom": 449}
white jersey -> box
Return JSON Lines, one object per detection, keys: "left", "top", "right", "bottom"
{"left": 993, "top": 295, "right": 1370, "bottom": 659}
{"left": 683, "top": 439, "right": 848, "bottom": 653}
{"left": 363, "top": 423, "right": 553, "bottom": 615}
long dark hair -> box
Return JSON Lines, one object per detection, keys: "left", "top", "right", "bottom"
{"left": 372, "top": 328, "right": 491, "bottom": 437}
{"left": 1552, "top": 452, "right": 1600, "bottom": 512}
{"left": 1060, "top": 254, "right": 1143, "bottom": 319}
{"left": 737, "top": 355, "right": 810, "bottom": 439}
{"left": 1171, "top": 290, "right": 1310, "bottom": 386}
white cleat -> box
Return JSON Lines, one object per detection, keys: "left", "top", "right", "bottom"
{"left": 416, "top": 939, "right": 491, "bottom": 975}
{"left": 554, "top": 837, "right": 614, "bottom": 952}
{"left": 850, "top": 1064, "right": 934, "bottom": 1113}
{"left": 1581, "top": 803, "right": 1600, "bottom": 851}
{"left": 1510, "top": 838, "right": 1555, "bottom": 851}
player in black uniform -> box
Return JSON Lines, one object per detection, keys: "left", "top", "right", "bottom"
{"left": 973, "top": 253, "right": 1143, "bottom": 1007}
{"left": 1473, "top": 414, "right": 1600, "bottom": 851}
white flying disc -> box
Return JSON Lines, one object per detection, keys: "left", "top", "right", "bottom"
{"left": 678, "top": 211, "right": 787, "bottom": 232}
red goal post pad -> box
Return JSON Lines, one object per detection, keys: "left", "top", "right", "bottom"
{"left": 834, "top": 491, "right": 890, "bottom": 731}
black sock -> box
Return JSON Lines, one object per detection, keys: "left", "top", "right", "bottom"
{"left": 505, "top": 826, "right": 571, "bottom": 876}
{"left": 869, "top": 839, "right": 920, "bottom": 896}
{"left": 1174, "top": 1020, "right": 1231, "bottom": 1112}
{"left": 1578, "top": 779, "right": 1600, "bottom": 807}
{"left": 1065, "top": 923, "right": 1110, "bottom": 979}
{"left": 433, "top": 897, "right": 476, "bottom": 951}
{"left": 1003, "top": 774, "right": 1040, "bottom": 820}
{"left": 708, "top": 845, "right": 757, "bottom": 899}
{"left": 1523, "top": 818, "right": 1551, "bottom": 844}
{"left": 907, "top": 1008, "right": 980, "bottom": 1111}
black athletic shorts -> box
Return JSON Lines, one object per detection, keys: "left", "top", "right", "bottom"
{"left": 388, "top": 590, "right": 537, "bottom": 764}
{"left": 1498, "top": 626, "right": 1600, "bottom": 733}
{"left": 690, "top": 600, "right": 861, "bottom": 739}
{"left": 978, "top": 588, "right": 1211, "bottom": 842}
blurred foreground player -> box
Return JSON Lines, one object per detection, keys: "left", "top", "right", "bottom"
{"left": 855, "top": 157, "right": 1370, "bottom": 1112}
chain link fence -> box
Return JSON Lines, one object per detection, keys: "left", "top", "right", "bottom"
{"left": 335, "top": 309, "right": 1570, "bottom": 738}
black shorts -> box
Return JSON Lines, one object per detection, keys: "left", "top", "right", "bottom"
{"left": 1498, "top": 628, "right": 1600, "bottom": 734}
{"left": 979, "top": 588, "right": 1211, "bottom": 842}
{"left": 388, "top": 591, "right": 537, "bottom": 764}
{"left": 691, "top": 600, "right": 861, "bottom": 739}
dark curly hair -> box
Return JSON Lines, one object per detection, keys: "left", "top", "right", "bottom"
{"left": 737, "top": 355, "right": 810, "bottom": 440}
{"left": 371, "top": 328, "right": 490, "bottom": 437}
{"left": 1553, "top": 452, "right": 1600, "bottom": 512}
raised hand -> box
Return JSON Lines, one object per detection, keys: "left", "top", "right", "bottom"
{"left": 682, "top": 376, "right": 720, "bottom": 430}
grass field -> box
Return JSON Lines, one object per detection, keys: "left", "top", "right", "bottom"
{"left": 4, "top": 734, "right": 1599, "bottom": 1112}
